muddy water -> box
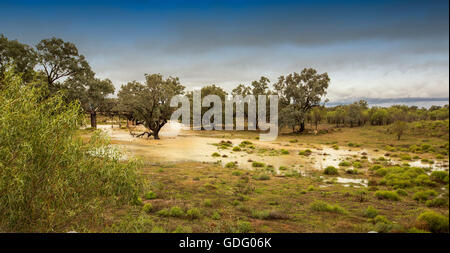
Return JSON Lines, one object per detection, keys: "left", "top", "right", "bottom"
{"left": 95, "top": 124, "right": 447, "bottom": 188}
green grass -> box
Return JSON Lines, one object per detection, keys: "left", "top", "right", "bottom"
{"left": 310, "top": 201, "right": 347, "bottom": 214}
{"left": 374, "top": 190, "right": 400, "bottom": 201}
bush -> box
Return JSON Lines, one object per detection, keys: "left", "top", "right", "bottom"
{"left": 280, "top": 149, "right": 289, "bottom": 155}
{"left": 203, "top": 199, "right": 213, "bottom": 207}
{"left": 253, "top": 174, "right": 270, "bottom": 180}
{"left": 142, "top": 203, "right": 153, "bottom": 213}
{"left": 310, "top": 201, "right": 347, "bottom": 214}
{"left": 211, "top": 211, "right": 221, "bottom": 220}
{"left": 370, "top": 165, "right": 383, "bottom": 171}
{"left": 352, "top": 161, "right": 362, "bottom": 168}
{"left": 375, "top": 191, "right": 400, "bottom": 201}
{"left": 252, "top": 161, "right": 265, "bottom": 167}
{"left": 225, "top": 162, "right": 237, "bottom": 168}
{"left": 363, "top": 206, "right": 379, "bottom": 218}
{"left": 339, "top": 161, "right": 351, "bottom": 167}
{"left": 236, "top": 221, "right": 252, "bottom": 233}
{"left": 186, "top": 208, "right": 202, "bottom": 220}
{"left": 425, "top": 197, "right": 448, "bottom": 208}
{"left": 298, "top": 149, "right": 312, "bottom": 156}
{"left": 324, "top": 166, "right": 339, "bottom": 175}
{"left": 0, "top": 71, "right": 142, "bottom": 232}
{"left": 395, "top": 189, "right": 408, "bottom": 196}
{"left": 279, "top": 166, "right": 288, "bottom": 171}
{"left": 416, "top": 211, "right": 449, "bottom": 233}
{"left": 211, "top": 152, "right": 221, "bottom": 157}
{"left": 232, "top": 171, "right": 242, "bottom": 176}
{"left": 413, "top": 190, "right": 437, "bottom": 202}
{"left": 373, "top": 215, "right": 393, "bottom": 233}
{"left": 232, "top": 146, "right": 241, "bottom": 151}
{"left": 157, "top": 206, "right": 185, "bottom": 217}
{"left": 430, "top": 171, "right": 449, "bottom": 184}
{"left": 144, "top": 191, "right": 157, "bottom": 200}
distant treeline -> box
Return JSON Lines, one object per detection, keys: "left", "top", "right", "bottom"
{"left": 1, "top": 35, "right": 448, "bottom": 137}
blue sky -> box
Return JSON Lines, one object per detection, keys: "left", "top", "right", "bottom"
{"left": 0, "top": 0, "right": 448, "bottom": 101}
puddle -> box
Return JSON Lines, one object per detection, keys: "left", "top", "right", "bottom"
{"left": 320, "top": 176, "right": 368, "bottom": 187}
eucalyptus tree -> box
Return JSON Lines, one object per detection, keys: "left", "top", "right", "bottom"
{"left": 0, "top": 34, "right": 37, "bottom": 83}
{"left": 117, "top": 74, "right": 185, "bottom": 139}
{"left": 275, "top": 68, "right": 330, "bottom": 132}
{"left": 36, "top": 37, "right": 91, "bottom": 93}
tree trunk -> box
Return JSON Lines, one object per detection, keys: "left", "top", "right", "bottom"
{"left": 153, "top": 129, "right": 160, "bottom": 139}
{"left": 299, "top": 121, "right": 305, "bottom": 133}
{"left": 90, "top": 112, "right": 97, "bottom": 129}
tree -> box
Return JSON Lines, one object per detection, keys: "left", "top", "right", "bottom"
{"left": 391, "top": 120, "right": 408, "bottom": 140}
{"left": 64, "top": 73, "right": 115, "bottom": 128}
{"left": 36, "top": 37, "right": 91, "bottom": 93}
{"left": 275, "top": 68, "right": 330, "bottom": 132}
{"left": 0, "top": 34, "right": 37, "bottom": 83}
{"left": 117, "top": 74, "right": 184, "bottom": 139}
{"left": 311, "top": 106, "right": 324, "bottom": 130}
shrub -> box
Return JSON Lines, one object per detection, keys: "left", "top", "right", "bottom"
{"left": 279, "top": 166, "right": 288, "bottom": 171}
{"left": 142, "top": 203, "right": 153, "bottom": 213}
{"left": 373, "top": 215, "right": 393, "bottom": 233}
{"left": 157, "top": 206, "right": 184, "bottom": 217}
{"left": 186, "top": 208, "right": 202, "bottom": 220}
{"left": 232, "top": 146, "right": 241, "bottom": 152}
{"left": 310, "top": 201, "right": 347, "bottom": 214}
{"left": 144, "top": 191, "right": 157, "bottom": 200}
{"left": 425, "top": 197, "right": 448, "bottom": 208}
{"left": 375, "top": 191, "right": 400, "bottom": 201}
{"left": 375, "top": 168, "right": 388, "bottom": 177}
{"left": 253, "top": 174, "right": 270, "bottom": 180}
{"left": 280, "top": 149, "right": 289, "bottom": 155}
{"left": 324, "top": 166, "right": 339, "bottom": 175}
{"left": 236, "top": 221, "right": 252, "bottom": 233}
{"left": 430, "top": 171, "right": 449, "bottom": 184}
{"left": 352, "top": 162, "right": 362, "bottom": 168}
{"left": 339, "top": 161, "right": 351, "bottom": 167}
{"left": 346, "top": 169, "right": 359, "bottom": 175}
{"left": 395, "top": 189, "right": 408, "bottom": 196}
{"left": 225, "top": 162, "right": 237, "bottom": 168}
{"left": 370, "top": 165, "right": 383, "bottom": 171}
{"left": 416, "top": 211, "right": 449, "bottom": 233}
{"left": 0, "top": 71, "right": 142, "bottom": 232}
{"left": 232, "top": 171, "right": 242, "bottom": 176}
{"left": 252, "top": 161, "right": 265, "bottom": 167}
{"left": 363, "top": 206, "right": 379, "bottom": 218}
{"left": 413, "top": 190, "right": 437, "bottom": 202}
{"left": 211, "top": 152, "right": 221, "bottom": 157}
{"left": 203, "top": 199, "right": 213, "bottom": 207}
{"left": 401, "top": 155, "right": 412, "bottom": 161}
{"left": 173, "top": 225, "right": 193, "bottom": 233}
{"left": 239, "top": 140, "right": 253, "bottom": 147}
{"left": 298, "top": 149, "right": 312, "bottom": 156}
{"left": 289, "top": 139, "right": 298, "bottom": 143}
{"left": 211, "top": 211, "right": 221, "bottom": 220}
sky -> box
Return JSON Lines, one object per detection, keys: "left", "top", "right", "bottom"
{"left": 0, "top": 0, "right": 449, "bottom": 103}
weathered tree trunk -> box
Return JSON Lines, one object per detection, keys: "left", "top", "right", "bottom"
{"left": 153, "top": 129, "right": 160, "bottom": 139}
{"left": 90, "top": 112, "right": 97, "bottom": 129}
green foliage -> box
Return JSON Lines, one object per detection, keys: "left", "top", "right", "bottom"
{"left": 0, "top": 71, "right": 142, "bottom": 232}
{"left": 339, "top": 161, "right": 351, "bottom": 167}
{"left": 235, "top": 221, "right": 252, "bottom": 233}
{"left": 211, "top": 152, "right": 221, "bottom": 157}
{"left": 395, "top": 189, "right": 408, "bottom": 196}
{"left": 375, "top": 191, "right": 400, "bottom": 201}
{"left": 298, "top": 149, "right": 312, "bottom": 156}
{"left": 430, "top": 171, "right": 449, "bottom": 184}
{"left": 310, "top": 201, "right": 347, "bottom": 214}
{"left": 142, "top": 203, "right": 153, "bottom": 213}
{"left": 352, "top": 161, "right": 362, "bottom": 168}
{"left": 280, "top": 149, "right": 289, "bottom": 155}
{"left": 416, "top": 211, "right": 449, "bottom": 233}
{"left": 157, "top": 206, "right": 184, "bottom": 217}
{"left": 144, "top": 191, "right": 157, "bottom": 200}
{"left": 186, "top": 208, "right": 202, "bottom": 220}
{"left": 413, "top": 190, "right": 437, "bottom": 202}
{"left": 425, "top": 197, "right": 448, "bottom": 208}
{"left": 253, "top": 174, "right": 271, "bottom": 180}
{"left": 211, "top": 211, "right": 221, "bottom": 220}
{"left": 225, "top": 162, "right": 237, "bottom": 168}
{"left": 324, "top": 166, "right": 339, "bottom": 175}
{"left": 372, "top": 215, "right": 393, "bottom": 233}
{"left": 232, "top": 171, "right": 243, "bottom": 176}
{"left": 232, "top": 146, "right": 241, "bottom": 151}
{"left": 363, "top": 206, "right": 379, "bottom": 218}
{"left": 252, "top": 161, "right": 265, "bottom": 167}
